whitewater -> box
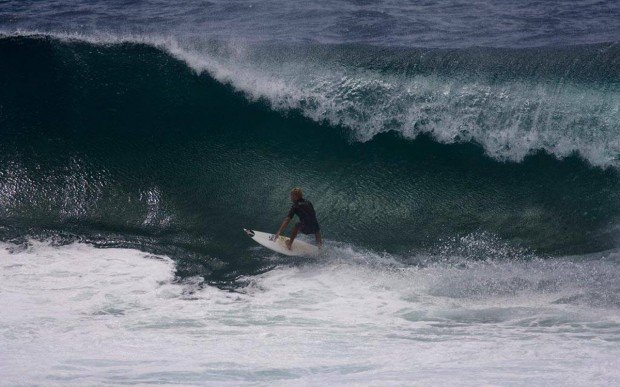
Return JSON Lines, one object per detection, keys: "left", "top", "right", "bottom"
{"left": 1, "top": 241, "right": 619, "bottom": 385}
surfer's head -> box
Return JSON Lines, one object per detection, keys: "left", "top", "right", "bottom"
{"left": 290, "top": 187, "right": 303, "bottom": 202}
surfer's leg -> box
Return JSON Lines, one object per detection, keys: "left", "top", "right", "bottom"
{"left": 286, "top": 224, "right": 300, "bottom": 249}
{"left": 315, "top": 231, "right": 322, "bottom": 248}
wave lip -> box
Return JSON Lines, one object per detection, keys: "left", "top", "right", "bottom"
{"left": 146, "top": 35, "right": 620, "bottom": 169}
{"left": 1, "top": 31, "right": 619, "bottom": 169}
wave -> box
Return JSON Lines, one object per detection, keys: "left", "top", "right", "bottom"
{"left": 2, "top": 31, "right": 619, "bottom": 168}
{"left": 184, "top": 40, "right": 620, "bottom": 168}
{"left": 0, "top": 32, "right": 619, "bottom": 263}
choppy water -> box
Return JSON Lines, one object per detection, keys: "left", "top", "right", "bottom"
{"left": 1, "top": 241, "right": 619, "bottom": 385}
{"left": 0, "top": 0, "right": 619, "bottom": 385}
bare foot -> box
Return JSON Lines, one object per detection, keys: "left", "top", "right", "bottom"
{"left": 285, "top": 240, "right": 293, "bottom": 250}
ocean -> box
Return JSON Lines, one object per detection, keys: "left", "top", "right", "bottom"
{"left": 0, "top": 0, "right": 619, "bottom": 385}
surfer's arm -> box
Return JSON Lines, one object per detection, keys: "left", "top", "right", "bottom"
{"left": 273, "top": 217, "right": 291, "bottom": 240}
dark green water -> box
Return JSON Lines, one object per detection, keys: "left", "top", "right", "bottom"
{"left": 0, "top": 35, "right": 618, "bottom": 281}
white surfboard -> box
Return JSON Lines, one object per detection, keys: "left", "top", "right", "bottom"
{"left": 244, "top": 229, "right": 319, "bottom": 257}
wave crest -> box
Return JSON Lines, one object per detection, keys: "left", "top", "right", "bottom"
{"left": 2, "top": 31, "right": 619, "bottom": 168}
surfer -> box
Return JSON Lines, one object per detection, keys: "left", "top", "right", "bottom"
{"left": 272, "top": 188, "right": 322, "bottom": 249}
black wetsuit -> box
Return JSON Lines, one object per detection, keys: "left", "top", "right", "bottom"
{"left": 287, "top": 198, "right": 320, "bottom": 234}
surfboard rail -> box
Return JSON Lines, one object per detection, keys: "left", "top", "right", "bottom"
{"left": 243, "top": 228, "right": 319, "bottom": 257}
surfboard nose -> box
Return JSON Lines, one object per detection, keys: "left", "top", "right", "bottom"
{"left": 243, "top": 228, "right": 255, "bottom": 237}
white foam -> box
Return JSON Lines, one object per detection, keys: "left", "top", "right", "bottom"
{"left": 1, "top": 241, "right": 619, "bottom": 384}
{"left": 154, "top": 37, "right": 620, "bottom": 169}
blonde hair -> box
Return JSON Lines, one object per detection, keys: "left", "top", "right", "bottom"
{"left": 291, "top": 187, "right": 303, "bottom": 198}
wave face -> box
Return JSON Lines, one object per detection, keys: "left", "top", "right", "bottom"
{"left": 0, "top": 35, "right": 619, "bottom": 280}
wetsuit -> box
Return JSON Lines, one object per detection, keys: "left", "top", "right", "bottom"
{"left": 287, "top": 198, "right": 320, "bottom": 234}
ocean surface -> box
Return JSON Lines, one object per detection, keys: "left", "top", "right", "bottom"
{"left": 0, "top": 0, "right": 619, "bottom": 385}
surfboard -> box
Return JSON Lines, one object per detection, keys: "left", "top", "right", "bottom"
{"left": 244, "top": 228, "right": 319, "bottom": 257}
